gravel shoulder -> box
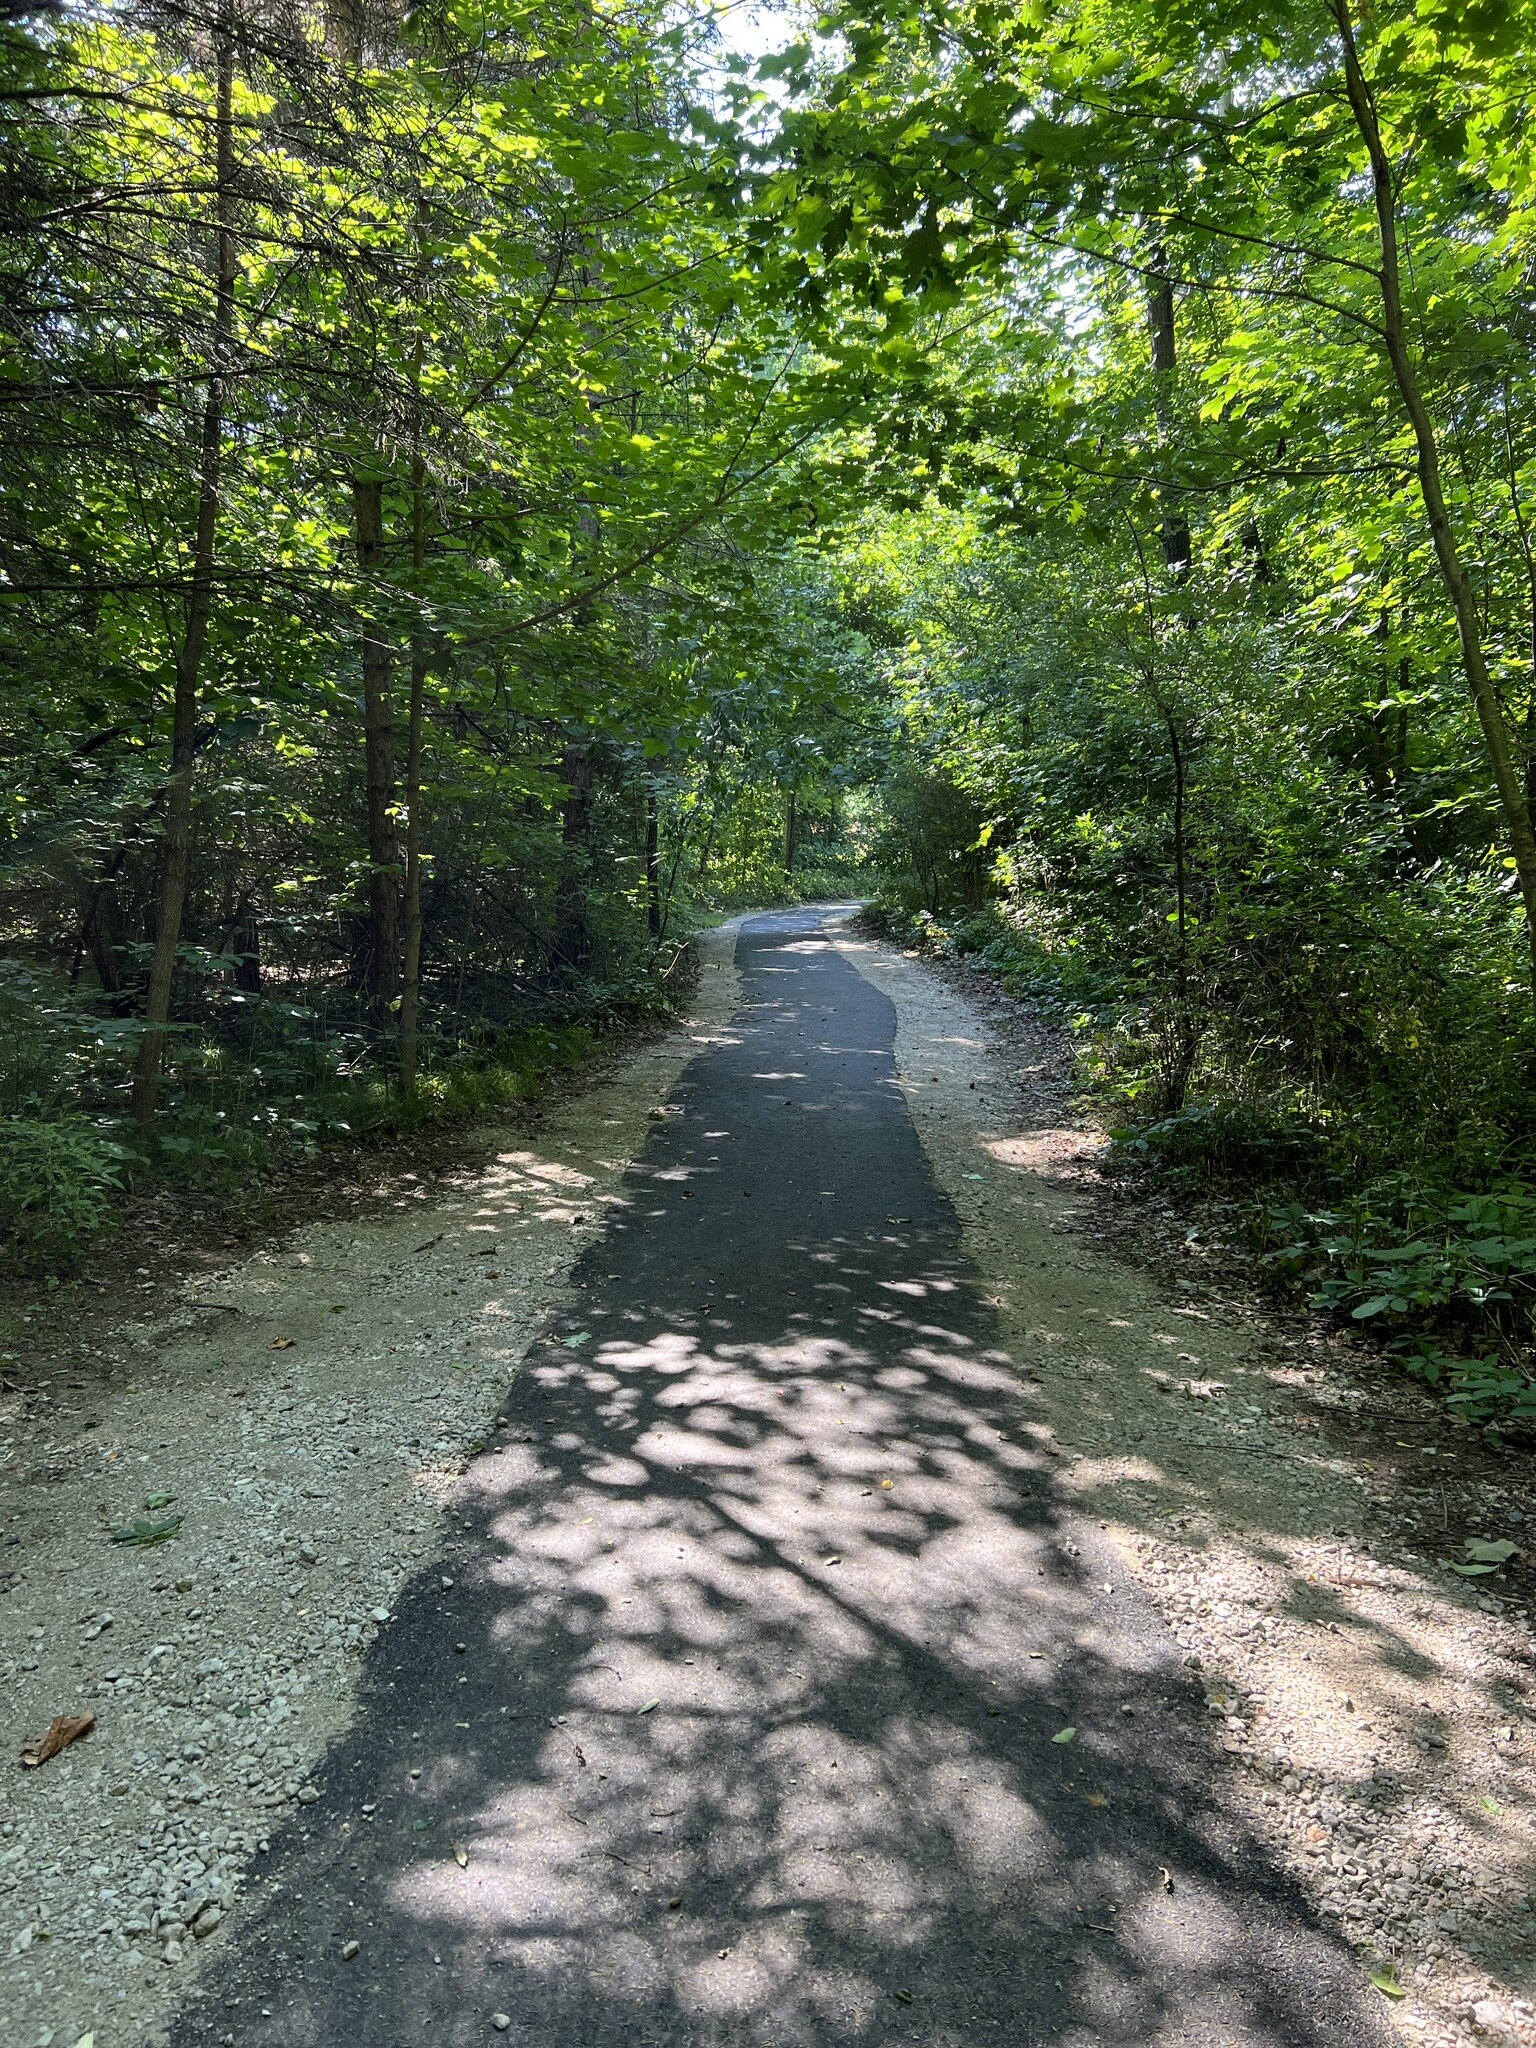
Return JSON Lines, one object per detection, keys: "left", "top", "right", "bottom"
{"left": 0, "top": 923, "right": 745, "bottom": 2048}
{"left": 833, "top": 928, "right": 1536, "bottom": 2048}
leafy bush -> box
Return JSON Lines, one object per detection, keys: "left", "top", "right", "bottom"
{"left": 1255, "top": 1181, "right": 1536, "bottom": 1330}
{"left": 1386, "top": 1343, "right": 1536, "bottom": 1430}
{"left": 0, "top": 960, "right": 140, "bottom": 1118}
{"left": 1250, "top": 1180, "right": 1536, "bottom": 1423}
{"left": 0, "top": 1115, "right": 124, "bottom": 1272}
{"left": 1114, "top": 1102, "right": 1327, "bottom": 1185}
{"left": 862, "top": 897, "right": 1128, "bottom": 1022}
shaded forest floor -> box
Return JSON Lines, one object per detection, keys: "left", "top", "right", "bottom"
{"left": 0, "top": 979, "right": 699, "bottom": 1404}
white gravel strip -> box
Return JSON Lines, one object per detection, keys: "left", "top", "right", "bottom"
{"left": 0, "top": 923, "right": 745, "bottom": 2048}
{"left": 832, "top": 922, "right": 1536, "bottom": 2048}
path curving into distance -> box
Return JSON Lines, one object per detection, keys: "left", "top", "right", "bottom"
{"left": 170, "top": 905, "right": 1389, "bottom": 2048}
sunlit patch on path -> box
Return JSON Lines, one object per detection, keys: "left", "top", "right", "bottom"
{"left": 168, "top": 907, "right": 1388, "bottom": 2048}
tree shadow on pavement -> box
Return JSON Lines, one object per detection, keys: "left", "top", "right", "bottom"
{"left": 169, "top": 910, "right": 1394, "bottom": 2048}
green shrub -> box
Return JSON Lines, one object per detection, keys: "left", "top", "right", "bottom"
{"left": 0, "top": 1115, "right": 125, "bottom": 1272}
{"left": 1249, "top": 1179, "right": 1536, "bottom": 1422}
{"left": 1114, "top": 1101, "right": 1327, "bottom": 1185}
{"left": 1256, "top": 1181, "right": 1536, "bottom": 1330}
{"left": 1384, "top": 1340, "right": 1536, "bottom": 1430}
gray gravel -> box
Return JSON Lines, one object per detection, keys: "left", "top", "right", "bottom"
{"left": 0, "top": 925, "right": 745, "bottom": 2048}
{"left": 7, "top": 913, "right": 1535, "bottom": 2047}
{"left": 838, "top": 929, "right": 1536, "bottom": 2048}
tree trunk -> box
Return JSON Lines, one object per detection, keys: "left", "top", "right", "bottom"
{"left": 1334, "top": 0, "right": 1536, "bottom": 995}
{"left": 1146, "top": 250, "right": 1192, "bottom": 576}
{"left": 354, "top": 476, "right": 400, "bottom": 1015}
{"left": 784, "top": 790, "right": 798, "bottom": 877}
{"left": 399, "top": 443, "right": 428, "bottom": 1091}
{"left": 696, "top": 804, "right": 718, "bottom": 890}
{"left": 1159, "top": 700, "right": 1197, "bottom": 1112}
{"left": 645, "top": 781, "right": 662, "bottom": 939}
{"left": 228, "top": 898, "right": 261, "bottom": 994}
{"left": 131, "top": 2, "right": 236, "bottom": 1130}
{"left": 552, "top": 740, "right": 594, "bottom": 972}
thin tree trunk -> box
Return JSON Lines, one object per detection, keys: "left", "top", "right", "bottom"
{"left": 552, "top": 740, "right": 594, "bottom": 971}
{"left": 696, "top": 805, "right": 718, "bottom": 889}
{"left": 354, "top": 476, "right": 400, "bottom": 1014}
{"left": 784, "top": 790, "right": 798, "bottom": 876}
{"left": 1334, "top": 1, "right": 1536, "bottom": 994}
{"left": 228, "top": 897, "right": 262, "bottom": 993}
{"left": 70, "top": 844, "right": 129, "bottom": 992}
{"left": 645, "top": 781, "right": 662, "bottom": 939}
{"left": 131, "top": 3, "right": 236, "bottom": 1130}
{"left": 325, "top": 0, "right": 398, "bottom": 1017}
{"left": 399, "top": 437, "right": 427, "bottom": 1091}
{"left": 1160, "top": 700, "right": 1197, "bottom": 1111}
{"left": 1146, "top": 249, "right": 1191, "bottom": 576}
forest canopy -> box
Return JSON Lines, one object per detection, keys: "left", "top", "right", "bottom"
{"left": 6, "top": 0, "right": 1536, "bottom": 1416}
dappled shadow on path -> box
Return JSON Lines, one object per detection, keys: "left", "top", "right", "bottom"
{"left": 170, "top": 911, "right": 1390, "bottom": 2048}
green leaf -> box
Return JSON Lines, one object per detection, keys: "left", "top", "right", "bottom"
{"left": 1370, "top": 1967, "right": 1406, "bottom": 2000}
{"left": 1052, "top": 1726, "right": 1077, "bottom": 1744}
{"left": 107, "top": 1513, "right": 183, "bottom": 1546}
{"left": 1351, "top": 1295, "right": 1407, "bottom": 1319}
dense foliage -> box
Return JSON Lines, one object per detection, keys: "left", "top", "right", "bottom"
{"left": 0, "top": 0, "right": 871, "bottom": 1255}
{"left": 782, "top": 0, "right": 1536, "bottom": 1412}
{"left": 8, "top": 0, "right": 1536, "bottom": 1419}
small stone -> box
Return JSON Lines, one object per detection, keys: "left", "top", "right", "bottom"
{"left": 342, "top": 1939, "right": 360, "bottom": 1960}
{"left": 492, "top": 2017, "right": 512, "bottom": 2033}
{"left": 371, "top": 1608, "right": 390, "bottom": 1624}
{"left": 193, "top": 1907, "right": 221, "bottom": 1938}
{"left": 162, "top": 1938, "right": 183, "bottom": 1965}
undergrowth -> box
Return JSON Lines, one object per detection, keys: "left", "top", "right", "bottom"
{"left": 866, "top": 898, "right": 1536, "bottom": 1429}
{"left": 0, "top": 948, "right": 693, "bottom": 1278}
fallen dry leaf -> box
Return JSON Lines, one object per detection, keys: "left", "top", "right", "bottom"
{"left": 269, "top": 1337, "right": 296, "bottom": 1350}
{"left": 21, "top": 1711, "right": 95, "bottom": 1768}
{"left": 453, "top": 1841, "right": 468, "bottom": 1868}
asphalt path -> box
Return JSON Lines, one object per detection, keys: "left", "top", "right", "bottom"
{"left": 171, "top": 906, "right": 1390, "bottom": 2048}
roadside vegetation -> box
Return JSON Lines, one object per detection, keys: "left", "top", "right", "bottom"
{"left": 0, "top": 0, "right": 871, "bottom": 1271}
{"left": 7, "top": 0, "right": 1536, "bottom": 1430}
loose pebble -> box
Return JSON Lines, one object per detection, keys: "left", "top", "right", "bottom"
{"left": 0, "top": 928, "right": 746, "bottom": 2048}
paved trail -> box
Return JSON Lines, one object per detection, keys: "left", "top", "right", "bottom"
{"left": 172, "top": 908, "right": 1388, "bottom": 2048}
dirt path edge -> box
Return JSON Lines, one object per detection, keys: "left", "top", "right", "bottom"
{"left": 0, "top": 924, "right": 747, "bottom": 2048}
{"left": 831, "top": 919, "right": 1536, "bottom": 2048}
